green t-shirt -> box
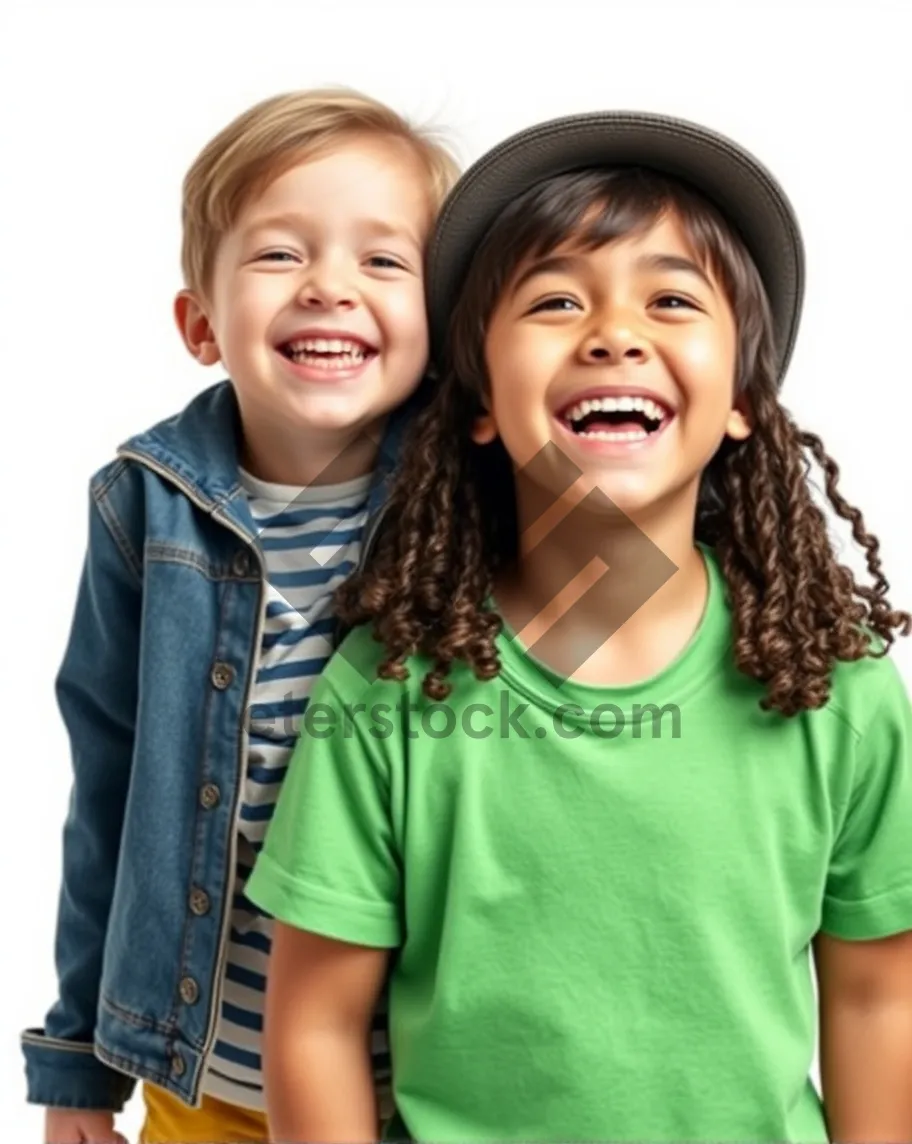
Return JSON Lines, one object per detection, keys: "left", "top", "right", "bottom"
{"left": 246, "top": 546, "right": 912, "bottom": 1142}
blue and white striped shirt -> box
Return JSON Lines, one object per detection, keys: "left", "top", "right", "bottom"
{"left": 201, "top": 465, "right": 383, "bottom": 1109}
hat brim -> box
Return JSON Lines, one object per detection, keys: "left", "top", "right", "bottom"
{"left": 426, "top": 111, "right": 804, "bottom": 387}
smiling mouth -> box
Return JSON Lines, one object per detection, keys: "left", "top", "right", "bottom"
{"left": 279, "top": 336, "right": 377, "bottom": 371}
{"left": 558, "top": 395, "right": 672, "bottom": 442}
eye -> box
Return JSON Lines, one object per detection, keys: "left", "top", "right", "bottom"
{"left": 653, "top": 293, "right": 699, "bottom": 311}
{"left": 255, "top": 250, "right": 300, "bottom": 263}
{"left": 367, "top": 255, "right": 408, "bottom": 271}
{"left": 527, "top": 296, "right": 581, "bottom": 314}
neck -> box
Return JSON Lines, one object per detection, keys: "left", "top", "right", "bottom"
{"left": 495, "top": 477, "right": 708, "bottom": 684}
{"left": 240, "top": 415, "right": 387, "bottom": 488}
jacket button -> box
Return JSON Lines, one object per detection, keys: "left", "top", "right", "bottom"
{"left": 179, "top": 976, "right": 200, "bottom": 1005}
{"left": 170, "top": 1052, "right": 186, "bottom": 1076}
{"left": 232, "top": 550, "right": 252, "bottom": 577}
{"left": 210, "top": 662, "right": 234, "bottom": 690}
{"left": 199, "top": 783, "right": 220, "bottom": 809}
{"left": 189, "top": 888, "right": 210, "bottom": 916}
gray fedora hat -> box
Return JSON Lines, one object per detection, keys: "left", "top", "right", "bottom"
{"left": 426, "top": 111, "right": 805, "bottom": 387}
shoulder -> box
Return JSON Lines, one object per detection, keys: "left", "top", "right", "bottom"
{"left": 821, "top": 641, "right": 912, "bottom": 816}
{"left": 88, "top": 454, "right": 148, "bottom": 502}
{"left": 318, "top": 621, "right": 444, "bottom": 711}
{"left": 321, "top": 622, "right": 402, "bottom": 696}
{"left": 84, "top": 381, "right": 240, "bottom": 543}
{"left": 77, "top": 454, "right": 152, "bottom": 580}
{"left": 825, "top": 638, "right": 911, "bottom": 739}
{"left": 115, "top": 380, "right": 238, "bottom": 458}
{"left": 86, "top": 383, "right": 228, "bottom": 503}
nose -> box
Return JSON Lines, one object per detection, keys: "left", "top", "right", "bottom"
{"left": 580, "top": 309, "right": 650, "bottom": 365}
{"left": 297, "top": 256, "right": 358, "bottom": 310}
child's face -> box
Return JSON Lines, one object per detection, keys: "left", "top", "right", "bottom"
{"left": 479, "top": 210, "right": 750, "bottom": 520}
{"left": 178, "top": 136, "right": 433, "bottom": 470}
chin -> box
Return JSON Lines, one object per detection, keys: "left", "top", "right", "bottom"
{"left": 284, "top": 399, "right": 373, "bottom": 433}
{"left": 586, "top": 477, "right": 669, "bottom": 521}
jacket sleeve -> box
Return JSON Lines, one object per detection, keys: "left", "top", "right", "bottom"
{"left": 21, "top": 466, "right": 142, "bottom": 1111}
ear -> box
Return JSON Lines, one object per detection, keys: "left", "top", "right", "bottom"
{"left": 469, "top": 383, "right": 499, "bottom": 445}
{"left": 470, "top": 412, "right": 499, "bottom": 445}
{"left": 174, "top": 289, "right": 221, "bottom": 366}
{"left": 725, "top": 391, "right": 752, "bottom": 442}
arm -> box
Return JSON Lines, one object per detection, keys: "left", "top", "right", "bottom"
{"left": 815, "top": 929, "right": 912, "bottom": 1143}
{"left": 22, "top": 469, "right": 141, "bottom": 1117}
{"left": 264, "top": 922, "right": 390, "bottom": 1143}
{"left": 817, "top": 656, "right": 912, "bottom": 1143}
{"left": 246, "top": 637, "right": 404, "bottom": 1143}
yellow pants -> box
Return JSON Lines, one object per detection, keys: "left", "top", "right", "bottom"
{"left": 139, "top": 1082, "right": 270, "bottom": 1143}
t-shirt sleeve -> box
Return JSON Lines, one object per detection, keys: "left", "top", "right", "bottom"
{"left": 246, "top": 660, "right": 402, "bottom": 949}
{"left": 821, "top": 655, "right": 912, "bottom": 940}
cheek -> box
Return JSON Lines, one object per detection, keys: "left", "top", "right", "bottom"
{"left": 673, "top": 327, "right": 738, "bottom": 401}
{"left": 218, "top": 281, "right": 279, "bottom": 348}
{"left": 375, "top": 285, "right": 429, "bottom": 347}
{"left": 487, "top": 323, "right": 535, "bottom": 381}
{"left": 486, "top": 335, "right": 562, "bottom": 465}
{"left": 676, "top": 332, "right": 727, "bottom": 373}
{"left": 487, "top": 329, "right": 563, "bottom": 416}
{"left": 485, "top": 330, "right": 523, "bottom": 417}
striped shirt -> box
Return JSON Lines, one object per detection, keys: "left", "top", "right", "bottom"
{"left": 201, "top": 465, "right": 388, "bottom": 1109}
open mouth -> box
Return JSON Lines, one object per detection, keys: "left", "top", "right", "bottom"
{"left": 278, "top": 336, "right": 377, "bottom": 371}
{"left": 558, "top": 394, "right": 673, "bottom": 442}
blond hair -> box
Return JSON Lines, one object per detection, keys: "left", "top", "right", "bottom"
{"left": 180, "top": 87, "right": 461, "bottom": 297}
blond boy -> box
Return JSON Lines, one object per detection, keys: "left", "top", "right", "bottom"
{"left": 23, "top": 88, "right": 458, "bottom": 1144}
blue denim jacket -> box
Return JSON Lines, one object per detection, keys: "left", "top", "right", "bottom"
{"left": 21, "top": 378, "right": 415, "bottom": 1111}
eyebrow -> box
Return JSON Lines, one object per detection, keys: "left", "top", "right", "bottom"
{"left": 510, "top": 255, "right": 579, "bottom": 296}
{"left": 636, "top": 253, "right": 714, "bottom": 290}
{"left": 358, "top": 218, "right": 422, "bottom": 244}
{"left": 244, "top": 214, "right": 421, "bottom": 247}
{"left": 510, "top": 250, "right": 714, "bottom": 295}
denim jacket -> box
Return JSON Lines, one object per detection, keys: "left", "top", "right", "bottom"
{"left": 21, "top": 379, "right": 415, "bottom": 1111}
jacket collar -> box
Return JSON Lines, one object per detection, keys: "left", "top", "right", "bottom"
{"left": 116, "top": 378, "right": 426, "bottom": 540}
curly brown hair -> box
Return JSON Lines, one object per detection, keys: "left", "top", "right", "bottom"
{"left": 336, "top": 168, "right": 910, "bottom": 716}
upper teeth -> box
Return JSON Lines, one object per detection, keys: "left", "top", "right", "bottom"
{"left": 287, "top": 337, "right": 366, "bottom": 354}
{"left": 564, "top": 395, "right": 666, "bottom": 422}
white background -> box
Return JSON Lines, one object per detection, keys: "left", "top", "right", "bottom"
{"left": 2, "top": 0, "right": 910, "bottom": 1139}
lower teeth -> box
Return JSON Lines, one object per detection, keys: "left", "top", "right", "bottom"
{"left": 579, "top": 428, "right": 650, "bottom": 441}
{"left": 289, "top": 352, "right": 365, "bottom": 368}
